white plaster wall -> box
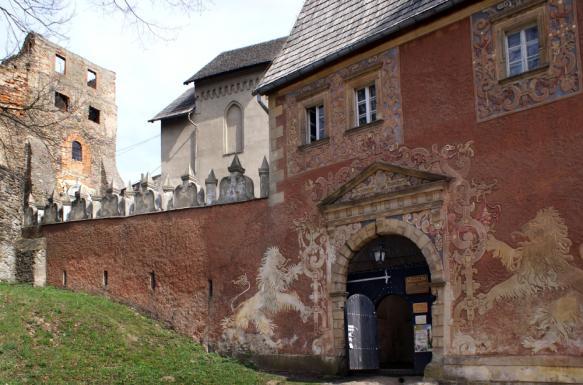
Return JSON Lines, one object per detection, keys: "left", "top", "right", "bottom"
{"left": 161, "top": 117, "right": 197, "bottom": 186}
{"left": 193, "top": 68, "right": 269, "bottom": 191}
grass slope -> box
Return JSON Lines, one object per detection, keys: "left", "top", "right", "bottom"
{"left": 0, "top": 284, "right": 284, "bottom": 385}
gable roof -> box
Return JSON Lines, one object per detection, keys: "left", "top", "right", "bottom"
{"left": 183, "top": 37, "right": 288, "bottom": 85}
{"left": 256, "top": 0, "right": 470, "bottom": 95}
{"left": 148, "top": 87, "right": 195, "bottom": 123}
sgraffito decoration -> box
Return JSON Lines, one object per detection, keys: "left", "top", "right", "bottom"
{"left": 337, "top": 170, "right": 429, "bottom": 203}
{"left": 305, "top": 140, "right": 583, "bottom": 355}
{"left": 403, "top": 210, "right": 444, "bottom": 253}
{"left": 305, "top": 141, "right": 476, "bottom": 203}
{"left": 221, "top": 212, "right": 346, "bottom": 356}
{"left": 471, "top": 0, "right": 581, "bottom": 121}
{"left": 220, "top": 246, "right": 311, "bottom": 353}
{"left": 286, "top": 48, "right": 403, "bottom": 176}
{"left": 479, "top": 208, "right": 583, "bottom": 353}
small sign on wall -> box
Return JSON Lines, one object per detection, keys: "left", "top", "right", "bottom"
{"left": 414, "top": 324, "right": 432, "bottom": 352}
{"left": 406, "top": 274, "right": 430, "bottom": 294}
{"left": 415, "top": 315, "right": 427, "bottom": 325}
{"left": 412, "top": 302, "right": 428, "bottom": 314}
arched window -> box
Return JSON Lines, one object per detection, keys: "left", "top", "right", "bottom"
{"left": 225, "top": 103, "right": 243, "bottom": 154}
{"left": 72, "top": 141, "right": 82, "bottom": 161}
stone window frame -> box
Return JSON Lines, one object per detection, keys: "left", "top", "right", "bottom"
{"left": 493, "top": 3, "right": 549, "bottom": 82}
{"left": 344, "top": 68, "right": 383, "bottom": 131}
{"left": 223, "top": 101, "right": 244, "bottom": 156}
{"left": 71, "top": 140, "right": 83, "bottom": 162}
{"left": 297, "top": 89, "right": 330, "bottom": 150}
{"left": 54, "top": 54, "right": 66, "bottom": 75}
{"left": 88, "top": 106, "right": 100, "bottom": 124}
{"left": 54, "top": 91, "right": 70, "bottom": 112}
{"left": 87, "top": 69, "right": 97, "bottom": 89}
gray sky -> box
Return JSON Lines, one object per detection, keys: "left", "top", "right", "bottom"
{"left": 42, "top": 0, "right": 304, "bottom": 184}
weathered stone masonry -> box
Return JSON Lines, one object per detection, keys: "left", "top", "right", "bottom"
{"left": 0, "top": 33, "right": 121, "bottom": 282}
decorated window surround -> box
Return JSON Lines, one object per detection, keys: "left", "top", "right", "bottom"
{"left": 344, "top": 69, "right": 383, "bottom": 131}
{"left": 492, "top": 4, "right": 549, "bottom": 81}
{"left": 297, "top": 90, "right": 330, "bottom": 148}
{"left": 471, "top": 0, "right": 581, "bottom": 122}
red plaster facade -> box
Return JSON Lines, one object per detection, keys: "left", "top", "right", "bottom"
{"left": 43, "top": 0, "right": 583, "bottom": 382}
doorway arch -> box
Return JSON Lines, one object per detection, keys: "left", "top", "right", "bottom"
{"left": 329, "top": 218, "right": 447, "bottom": 376}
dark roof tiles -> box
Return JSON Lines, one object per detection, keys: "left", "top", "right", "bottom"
{"left": 148, "top": 87, "right": 194, "bottom": 122}
{"left": 184, "top": 37, "right": 287, "bottom": 84}
{"left": 257, "top": 0, "right": 468, "bottom": 94}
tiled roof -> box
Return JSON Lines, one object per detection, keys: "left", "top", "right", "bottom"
{"left": 148, "top": 87, "right": 195, "bottom": 122}
{"left": 257, "top": 0, "right": 469, "bottom": 94}
{"left": 183, "top": 37, "right": 287, "bottom": 84}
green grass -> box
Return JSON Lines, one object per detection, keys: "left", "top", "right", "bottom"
{"left": 0, "top": 284, "right": 296, "bottom": 385}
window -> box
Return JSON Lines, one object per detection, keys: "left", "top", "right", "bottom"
{"left": 55, "top": 55, "right": 66, "bottom": 74}
{"left": 72, "top": 141, "right": 82, "bottom": 161}
{"left": 54, "top": 92, "right": 69, "bottom": 111}
{"left": 493, "top": 5, "right": 547, "bottom": 80}
{"left": 306, "top": 105, "right": 325, "bottom": 143}
{"left": 149, "top": 271, "right": 156, "bottom": 290}
{"left": 505, "top": 25, "right": 540, "bottom": 77}
{"left": 62, "top": 270, "right": 67, "bottom": 287}
{"left": 87, "top": 69, "right": 97, "bottom": 88}
{"left": 355, "top": 84, "right": 377, "bottom": 126}
{"left": 225, "top": 103, "right": 243, "bottom": 154}
{"left": 103, "top": 271, "right": 108, "bottom": 287}
{"left": 88, "top": 106, "right": 100, "bottom": 123}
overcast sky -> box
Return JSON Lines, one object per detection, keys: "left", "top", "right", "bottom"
{"left": 26, "top": 0, "right": 304, "bottom": 184}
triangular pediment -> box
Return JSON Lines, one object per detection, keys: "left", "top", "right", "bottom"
{"left": 319, "top": 162, "right": 449, "bottom": 208}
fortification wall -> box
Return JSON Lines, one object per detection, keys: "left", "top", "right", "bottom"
{"left": 36, "top": 0, "right": 583, "bottom": 382}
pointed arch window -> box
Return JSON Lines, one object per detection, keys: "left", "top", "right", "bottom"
{"left": 224, "top": 103, "right": 243, "bottom": 154}
{"left": 72, "top": 141, "right": 82, "bottom": 161}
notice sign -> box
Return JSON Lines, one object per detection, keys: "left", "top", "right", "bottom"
{"left": 412, "top": 302, "right": 428, "bottom": 314}
{"left": 414, "top": 324, "right": 432, "bottom": 352}
{"left": 406, "top": 274, "right": 430, "bottom": 294}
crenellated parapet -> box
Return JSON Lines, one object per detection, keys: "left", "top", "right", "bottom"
{"left": 22, "top": 154, "right": 270, "bottom": 227}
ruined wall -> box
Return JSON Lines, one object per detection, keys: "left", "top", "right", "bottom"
{"left": 0, "top": 33, "right": 121, "bottom": 282}
{"left": 41, "top": 0, "right": 583, "bottom": 382}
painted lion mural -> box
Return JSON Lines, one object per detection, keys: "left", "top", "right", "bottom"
{"left": 220, "top": 246, "right": 311, "bottom": 353}
{"left": 479, "top": 207, "right": 583, "bottom": 352}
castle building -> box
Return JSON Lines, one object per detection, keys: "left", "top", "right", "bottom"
{"left": 0, "top": 33, "right": 122, "bottom": 282}
{"left": 149, "top": 38, "right": 286, "bottom": 190}
{"left": 35, "top": 0, "right": 583, "bottom": 383}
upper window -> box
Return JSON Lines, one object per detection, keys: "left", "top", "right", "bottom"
{"left": 54, "top": 92, "right": 69, "bottom": 111}
{"left": 87, "top": 69, "right": 97, "bottom": 88}
{"left": 355, "top": 84, "right": 377, "bottom": 126}
{"left": 72, "top": 141, "right": 82, "bottom": 161}
{"left": 494, "top": 5, "right": 547, "bottom": 81}
{"left": 505, "top": 25, "right": 540, "bottom": 77}
{"left": 306, "top": 105, "right": 325, "bottom": 143}
{"left": 88, "top": 106, "right": 100, "bottom": 123}
{"left": 55, "top": 55, "right": 66, "bottom": 74}
{"left": 225, "top": 103, "right": 243, "bottom": 154}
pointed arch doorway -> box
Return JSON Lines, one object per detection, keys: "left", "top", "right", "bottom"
{"left": 346, "top": 234, "right": 433, "bottom": 374}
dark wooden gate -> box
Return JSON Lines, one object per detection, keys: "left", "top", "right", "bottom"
{"left": 346, "top": 294, "right": 379, "bottom": 370}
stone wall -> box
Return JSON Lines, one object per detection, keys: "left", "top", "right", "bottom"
{"left": 0, "top": 32, "right": 121, "bottom": 282}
